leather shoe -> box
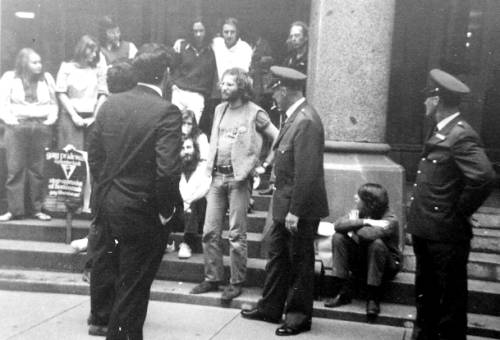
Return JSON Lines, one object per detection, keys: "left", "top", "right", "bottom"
{"left": 190, "top": 280, "right": 219, "bottom": 294}
{"left": 275, "top": 321, "right": 311, "bottom": 336}
{"left": 366, "top": 299, "right": 380, "bottom": 318}
{"left": 241, "top": 307, "right": 280, "bottom": 323}
{"left": 324, "top": 292, "right": 352, "bottom": 308}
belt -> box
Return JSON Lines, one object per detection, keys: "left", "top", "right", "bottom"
{"left": 214, "top": 164, "right": 233, "bottom": 175}
{"left": 17, "top": 117, "right": 45, "bottom": 122}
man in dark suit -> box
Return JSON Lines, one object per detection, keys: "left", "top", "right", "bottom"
{"left": 408, "top": 69, "right": 495, "bottom": 340}
{"left": 241, "top": 66, "right": 329, "bottom": 336}
{"left": 87, "top": 43, "right": 182, "bottom": 340}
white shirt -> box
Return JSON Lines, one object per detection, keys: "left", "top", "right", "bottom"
{"left": 180, "top": 161, "right": 210, "bottom": 210}
{"left": 137, "top": 82, "right": 162, "bottom": 97}
{"left": 212, "top": 37, "right": 253, "bottom": 80}
{"left": 437, "top": 112, "right": 460, "bottom": 131}
{"left": 285, "top": 97, "right": 306, "bottom": 120}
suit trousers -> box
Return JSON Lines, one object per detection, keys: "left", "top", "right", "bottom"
{"left": 331, "top": 233, "right": 399, "bottom": 288}
{"left": 202, "top": 174, "right": 249, "bottom": 284}
{"left": 411, "top": 236, "right": 470, "bottom": 340}
{"left": 90, "top": 187, "right": 169, "bottom": 340}
{"left": 257, "top": 219, "right": 319, "bottom": 327}
{"left": 4, "top": 120, "right": 51, "bottom": 216}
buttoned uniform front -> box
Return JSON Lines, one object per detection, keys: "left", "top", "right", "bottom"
{"left": 87, "top": 84, "right": 182, "bottom": 340}
{"left": 408, "top": 115, "right": 494, "bottom": 340}
{"left": 256, "top": 99, "right": 329, "bottom": 328}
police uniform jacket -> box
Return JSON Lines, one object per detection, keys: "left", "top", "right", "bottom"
{"left": 272, "top": 100, "right": 329, "bottom": 222}
{"left": 408, "top": 115, "right": 494, "bottom": 242}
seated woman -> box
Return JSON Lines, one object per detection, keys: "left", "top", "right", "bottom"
{"left": 324, "top": 183, "right": 402, "bottom": 320}
{"left": 0, "top": 48, "right": 58, "bottom": 221}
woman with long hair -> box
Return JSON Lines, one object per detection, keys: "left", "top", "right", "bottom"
{"left": 181, "top": 109, "right": 209, "bottom": 161}
{"left": 56, "top": 35, "right": 108, "bottom": 150}
{"left": 0, "top": 48, "right": 58, "bottom": 221}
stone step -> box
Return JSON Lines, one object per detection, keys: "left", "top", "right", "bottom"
{"left": 2, "top": 214, "right": 499, "bottom": 251}
{"left": 473, "top": 212, "right": 500, "bottom": 229}
{"left": 1, "top": 240, "right": 499, "bottom": 316}
{"left": 402, "top": 247, "right": 500, "bottom": 282}
{"left": 0, "top": 213, "right": 268, "bottom": 242}
{"left": 404, "top": 229, "right": 500, "bottom": 254}
{"left": 2, "top": 218, "right": 500, "bottom": 281}
{"left": 0, "top": 268, "right": 498, "bottom": 339}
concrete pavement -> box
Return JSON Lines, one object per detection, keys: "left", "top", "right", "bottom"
{"left": 1, "top": 290, "right": 410, "bottom": 340}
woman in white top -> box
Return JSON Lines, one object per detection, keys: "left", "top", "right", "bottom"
{"left": 56, "top": 35, "right": 108, "bottom": 150}
{"left": 0, "top": 48, "right": 58, "bottom": 221}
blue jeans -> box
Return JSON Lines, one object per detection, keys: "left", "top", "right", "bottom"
{"left": 202, "top": 173, "right": 250, "bottom": 284}
{"left": 4, "top": 119, "right": 51, "bottom": 216}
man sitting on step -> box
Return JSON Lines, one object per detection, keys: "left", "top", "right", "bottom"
{"left": 176, "top": 136, "right": 210, "bottom": 259}
{"left": 324, "top": 183, "right": 402, "bottom": 321}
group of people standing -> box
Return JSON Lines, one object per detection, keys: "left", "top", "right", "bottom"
{"left": 0, "top": 16, "right": 137, "bottom": 222}
{"left": 0, "top": 11, "right": 496, "bottom": 340}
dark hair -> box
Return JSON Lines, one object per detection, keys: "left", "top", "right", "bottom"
{"left": 181, "top": 136, "right": 201, "bottom": 174}
{"left": 290, "top": 21, "right": 309, "bottom": 39}
{"left": 438, "top": 89, "right": 462, "bottom": 108}
{"left": 107, "top": 59, "right": 136, "bottom": 93}
{"left": 220, "top": 67, "right": 253, "bottom": 103}
{"left": 357, "top": 183, "right": 389, "bottom": 219}
{"left": 133, "top": 43, "right": 172, "bottom": 84}
{"left": 188, "top": 18, "right": 212, "bottom": 46}
{"left": 73, "top": 35, "right": 100, "bottom": 68}
{"left": 182, "top": 109, "right": 202, "bottom": 140}
{"left": 98, "top": 15, "right": 119, "bottom": 46}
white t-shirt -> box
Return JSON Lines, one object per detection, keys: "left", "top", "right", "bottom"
{"left": 212, "top": 37, "right": 253, "bottom": 80}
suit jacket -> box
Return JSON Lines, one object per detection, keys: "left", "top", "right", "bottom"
{"left": 272, "top": 100, "right": 329, "bottom": 222}
{"left": 88, "top": 85, "right": 182, "bottom": 219}
{"left": 408, "top": 115, "right": 494, "bottom": 242}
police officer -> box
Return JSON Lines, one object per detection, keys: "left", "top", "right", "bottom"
{"left": 240, "top": 66, "right": 329, "bottom": 336}
{"left": 408, "top": 69, "right": 495, "bottom": 340}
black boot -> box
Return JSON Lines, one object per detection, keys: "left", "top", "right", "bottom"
{"left": 366, "top": 285, "right": 381, "bottom": 321}
{"left": 324, "top": 278, "right": 351, "bottom": 308}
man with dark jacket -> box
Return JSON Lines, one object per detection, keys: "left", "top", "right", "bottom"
{"left": 408, "top": 69, "right": 495, "bottom": 340}
{"left": 241, "top": 66, "right": 329, "bottom": 336}
{"left": 282, "top": 21, "right": 308, "bottom": 74}
{"left": 171, "top": 18, "right": 216, "bottom": 124}
{"left": 87, "top": 43, "right": 182, "bottom": 339}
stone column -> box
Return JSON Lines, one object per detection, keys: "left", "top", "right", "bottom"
{"left": 308, "top": 0, "right": 405, "bottom": 243}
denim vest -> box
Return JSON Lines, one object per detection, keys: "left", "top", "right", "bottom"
{"left": 207, "top": 101, "right": 264, "bottom": 181}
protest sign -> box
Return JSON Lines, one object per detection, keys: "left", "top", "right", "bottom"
{"left": 44, "top": 148, "right": 88, "bottom": 213}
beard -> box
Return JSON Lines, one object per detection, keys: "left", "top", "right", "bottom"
{"left": 222, "top": 88, "right": 240, "bottom": 103}
{"left": 181, "top": 154, "right": 198, "bottom": 175}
